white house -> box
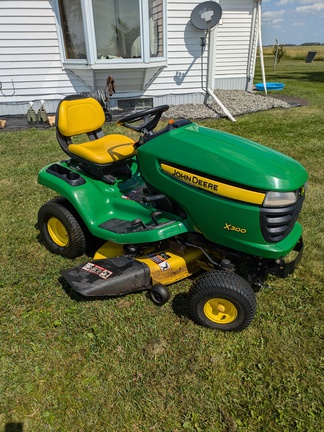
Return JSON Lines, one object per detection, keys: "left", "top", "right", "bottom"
{"left": 0, "top": 0, "right": 262, "bottom": 116}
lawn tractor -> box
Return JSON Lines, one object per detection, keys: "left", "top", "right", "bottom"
{"left": 37, "top": 95, "right": 308, "bottom": 331}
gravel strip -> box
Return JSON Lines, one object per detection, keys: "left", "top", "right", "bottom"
{"left": 164, "top": 90, "right": 291, "bottom": 119}
{"left": 1, "top": 90, "right": 293, "bottom": 132}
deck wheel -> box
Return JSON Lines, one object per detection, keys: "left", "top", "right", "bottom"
{"left": 150, "top": 283, "right": 170, "bottom": 306}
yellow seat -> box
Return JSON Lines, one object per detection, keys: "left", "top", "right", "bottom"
{"left": 68, "top": 134, "right": 135, "bottom": 164}
{"left": 56, "top": 96, "right": 135, "bottom": 164}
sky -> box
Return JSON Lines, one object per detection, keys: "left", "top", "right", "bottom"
{"left": 261, "top": 0, "right": 324, "bottom": 45}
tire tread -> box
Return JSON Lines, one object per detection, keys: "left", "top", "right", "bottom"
{"left": 188, "top": 270, "right": 256, "bottom": 331}
{"left": 38, "top": 198, "right": 86, "bottom": 258}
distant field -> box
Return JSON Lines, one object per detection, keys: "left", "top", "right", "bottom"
{"left": 261, "top": 45, "right": 324, "bottom": 60}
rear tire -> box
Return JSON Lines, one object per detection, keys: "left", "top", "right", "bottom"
{"left": 188, "top": 270, "right": 256, "bottom": 331}
{"left": 38, "top": 198, "right": 87, "bottom": 258}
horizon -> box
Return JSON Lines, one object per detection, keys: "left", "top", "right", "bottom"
{"left": 263, "top": 42, "right": 324, "bottom": 46}
{"left": 261, "top": 0, "right": 324, "bottom": 46}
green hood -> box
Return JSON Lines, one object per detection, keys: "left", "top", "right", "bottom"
{"left": 141, "top": 123, "right": 308, "bottom": 191}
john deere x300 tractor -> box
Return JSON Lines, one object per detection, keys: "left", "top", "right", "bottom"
{"left": 37, "top": 96, "right": 308, "bottom": 331}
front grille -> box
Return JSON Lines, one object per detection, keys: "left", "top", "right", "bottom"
{"left": 260, "top": 195, "right": 305, "bottom": 243}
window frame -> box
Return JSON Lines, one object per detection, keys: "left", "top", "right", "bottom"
{"left": 54, "top": 0, "right": 167, "bottom": 70}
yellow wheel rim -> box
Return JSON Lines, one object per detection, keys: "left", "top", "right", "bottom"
{"left": 204, "top": 298, "right": 238, "bottom": 324}
{"left": 47, "top": 217, "right": 69, "bottom": 247}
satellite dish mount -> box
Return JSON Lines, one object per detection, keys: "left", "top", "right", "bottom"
{"left": 190, "top": 2, "right": 236, "bottom": 122}
{"left": 191, "top": 1, "right": 222, "bottom": 46}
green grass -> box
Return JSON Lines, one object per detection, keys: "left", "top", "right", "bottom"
{"left": 0, "top": 59, "right": 323, "bottom": 431}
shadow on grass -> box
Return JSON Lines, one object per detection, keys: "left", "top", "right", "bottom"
{"left": 5, "top": 424, "right": 24, "bottom": 432}
{"left": 172, "top": 292, "right": 190, "bottom": 320}
{"left": 267, "top": 70, "right": 324, "bottom": 83}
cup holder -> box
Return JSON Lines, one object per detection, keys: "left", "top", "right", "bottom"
{"left": 46, "top": 163, "right": 86, "bottom": 186}
{"left": 66, "top": 172, "right": 80, "bottom": 181}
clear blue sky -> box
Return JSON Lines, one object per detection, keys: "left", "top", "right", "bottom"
{"left": 261, "top": 0, "right": 324, "bottom": 46}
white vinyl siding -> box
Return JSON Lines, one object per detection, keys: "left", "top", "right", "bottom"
{"left": 145, "top": 0, "right": 208, "bottom": 97}
{"left": 144, "top": 0, "right": 258, "bottom": 99}
{"left": 0, "top": 1, "right": 77, "bottom": 114}
{"left": 215, "top": 0, "right": 259, "bottom": 90}
{"left": 215, "top": 1, "right": 257, "bottom": 81}
{"left": 0, "top": 0, "right": 259, "bottom": 115}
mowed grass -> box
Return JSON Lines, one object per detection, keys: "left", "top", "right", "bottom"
{"left": 0, "top": 58, "right": 323, "bottom": 431}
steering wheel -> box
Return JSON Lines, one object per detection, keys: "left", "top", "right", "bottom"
{"left": 116, "top": 105, "right": 169, "bottom": 133}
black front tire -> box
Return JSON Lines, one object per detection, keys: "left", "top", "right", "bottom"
{"left": 188, "top": 271, "right": 256, "bottom": 331}
{"left": 38, "top": 198, "right": 87, "bottom": 258}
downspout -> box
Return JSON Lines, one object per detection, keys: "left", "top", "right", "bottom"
{"left": 206, "top": 7, "right": 236, "bottom": 122}
{"left": 207, "top": 89, "right": 236, "bottom": 122}
{"left": 257, "top": 0, "right": 267, "bottom": 95}
{"left": 246, "top": 0, "right": 258, "bottom": 90}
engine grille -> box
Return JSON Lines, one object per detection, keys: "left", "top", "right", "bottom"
{"left": 260, "top": 195, "right": 305, "bottom": 243}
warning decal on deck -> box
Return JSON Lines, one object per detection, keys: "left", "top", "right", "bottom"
{"left": 147, "top": 253, "right": 171, "bottom": 272}
{"left": 82, "top": 262, "right": 113, "bottom": 280}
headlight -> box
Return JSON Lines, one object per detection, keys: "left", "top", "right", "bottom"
{"left": 263, "top": 191, "right": 298, "bottom": 207}
{"left": 301, "top": 181, "right": 308, "bottom": 196}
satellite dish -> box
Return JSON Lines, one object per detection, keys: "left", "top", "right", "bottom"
{"left": 191, "top": 1, "right": 222, "bottom": 31}
{"left": 190, "top": 2, "right": 234, "bottom": 121}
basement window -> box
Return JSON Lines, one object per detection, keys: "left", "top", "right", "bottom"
{"left": 118, "top": 98, "right": 153, "bottom": 110}
{"left": 56, "top": 0, "right": 166, "bottom": 67}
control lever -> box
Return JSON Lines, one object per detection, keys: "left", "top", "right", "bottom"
{"left": 142, "top": 194, "right": 165, "bottom": 203}
{"left": 151, "top": 211, "right": 163, "bottom": 226}
{"left": 131, "top": 218, "right": 146, "bottom": 229}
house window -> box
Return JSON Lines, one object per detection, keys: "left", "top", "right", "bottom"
{"left": 58, "top": 0, "right": 87, "bottom": 59}
{"left": 149, "top": 0, "right": 164, "bottom": 58}
{"left": 57, "top": 0, "right": 165, "bottom": 63}
{"left": 93, "top": 0, "right": 141, "bottom": 59}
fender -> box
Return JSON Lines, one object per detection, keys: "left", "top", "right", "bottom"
{"left": 38, "top": 161, "right": 188, "bottom": 244}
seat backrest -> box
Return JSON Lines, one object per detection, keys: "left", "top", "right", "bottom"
{"left": 57, "top": 96, "right": 105, "bottom": 137}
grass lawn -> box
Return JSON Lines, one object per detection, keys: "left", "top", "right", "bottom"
{"left": 0, "top": 58, "right": 323, "bottom": 431}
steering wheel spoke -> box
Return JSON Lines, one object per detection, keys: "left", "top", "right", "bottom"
{"left": 117, "top": 105, "right": 169, "bottom": 134}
